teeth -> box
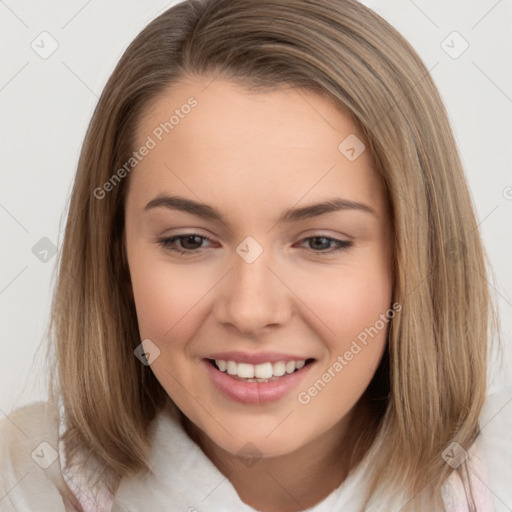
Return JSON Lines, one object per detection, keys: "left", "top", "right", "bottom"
{"left": 272, "top": 361, "right": 286, "bottom": 377}
{"left": 226, "top": 360, "right": 237, "bottom": 375}
{"left": 213, "top": 359, "right": 308, "bottom": 380}
{"left": 237, "top": 363, "right": 254, "bottom": 379}
{"left": 255, "top": 362, "right": 273, "bottom": 379}
{"left": 285, "top": 361, "right": 296, "bottom": 374}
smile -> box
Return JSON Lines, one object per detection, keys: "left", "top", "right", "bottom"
{"left": 203, "top": 357, "right": 316, "bottom": 404}
{"left": 211, "top": 358, "right": 310, "bottom": 382}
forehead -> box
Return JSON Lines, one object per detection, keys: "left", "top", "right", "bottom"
{"left": 136, "top": 76, "right": 359, "bottom": 153}
{"left": 128, "top": 76, "right": 387, "bottom": 218}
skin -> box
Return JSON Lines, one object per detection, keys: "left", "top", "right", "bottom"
{"left": 124, "top": 75, "right": 393, "bottom": 512}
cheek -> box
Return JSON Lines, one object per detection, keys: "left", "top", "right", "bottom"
{"left": 128, "top": 249, "right": 212, "bottom": 342}
{"left": 294, "top": 265, "right": 391, "bottom": 418}
{"left": 291, "top": 256, "right": 393, "bottom": 347}
{"left": 337, "top": 273, "right": 392, "bottom": 342}
{"left": 292, "top": 258, "right": 392, "bottom": 398}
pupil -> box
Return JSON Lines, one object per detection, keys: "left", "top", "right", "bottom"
{"left": 312, "top": 237, "right": 328, "bottom": 250}
{"left": 183, "top": 235, "right": 201, "bottom": 249}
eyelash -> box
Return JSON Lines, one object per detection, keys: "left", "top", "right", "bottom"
{"left": 155, "top": 233, "right": 353, "bottom": 256}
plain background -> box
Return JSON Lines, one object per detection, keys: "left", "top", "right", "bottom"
{"left": 1, "top": 0, "right": 511, "bottom": 415}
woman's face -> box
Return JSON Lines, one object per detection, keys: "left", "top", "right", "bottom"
{"left": 124, "top": 76, "right": 393, "bottom": 458}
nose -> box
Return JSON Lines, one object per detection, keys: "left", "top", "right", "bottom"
{"left": 213, "top": 246, "right": 293, "bottom": 335}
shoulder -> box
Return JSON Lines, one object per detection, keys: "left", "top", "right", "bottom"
{"left": 0, "top": 401, "right": 59, "bottom": 472}
{"left": 0, "top": 401, "right": 82, "bottom": 511}
{"left": 1, "top": 400, "right": 57, "bottom": 437}
{"left": 442, "top": 384, "right": 512, "bottom": 512}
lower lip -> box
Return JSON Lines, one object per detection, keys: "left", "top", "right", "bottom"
{"left": 203, "top": 359, "right": 314, "bottom": 404}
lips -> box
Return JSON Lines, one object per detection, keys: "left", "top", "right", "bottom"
{"left": 210, "top": 358, "right": 310, "bottom": 380}
{"left": 203, "top": 355, "right": 316, "bottom": 404}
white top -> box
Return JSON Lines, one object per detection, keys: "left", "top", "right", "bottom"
{"left": 1, "top": 384, "right": 510, "bottom": 511}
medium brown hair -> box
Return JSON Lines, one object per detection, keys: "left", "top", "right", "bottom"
{"left": 44, "top": 0, "right": 498, "bottom": 508}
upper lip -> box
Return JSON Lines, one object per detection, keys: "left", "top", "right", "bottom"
{"left": 204, "top": 351, "right": 313, "bottom": 365}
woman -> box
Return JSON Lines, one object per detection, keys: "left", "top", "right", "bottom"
{"left": 1, "top": 0, "right": 506, "bottom": 510}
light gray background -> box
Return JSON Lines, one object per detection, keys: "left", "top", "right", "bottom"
{"left": 1, "top": 0, "right": 511, "bottom": 415}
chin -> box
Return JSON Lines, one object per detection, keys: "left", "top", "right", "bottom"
{"left": 209, "top": 423, "right": 312, "bottom": 460}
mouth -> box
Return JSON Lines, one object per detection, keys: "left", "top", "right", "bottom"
{"left": 202, "top": 356, "right": 316, "bottom": 404}
{"left": 206, "top": 357, "right": 316, "bottom": 383}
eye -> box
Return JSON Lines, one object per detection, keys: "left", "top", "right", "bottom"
{"left": 297, "top": 236, "right": 353, "bottom": 254}
{"left": 156, "top": 233, "right": 352, "bottom": 256}
{"left": 156, "top": 233, "right": 214, "bottom": 255}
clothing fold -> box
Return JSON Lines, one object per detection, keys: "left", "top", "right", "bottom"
{"left": 1, "top": 385, "right": 509, "bottom": 511}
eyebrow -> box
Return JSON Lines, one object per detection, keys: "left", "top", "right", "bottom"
{"left": 143, "top": 194, "right": 377, "bottom": 224}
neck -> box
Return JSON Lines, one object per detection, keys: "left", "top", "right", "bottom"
{"left": 181, "top": 405, "right": 369, "bottom": 512}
